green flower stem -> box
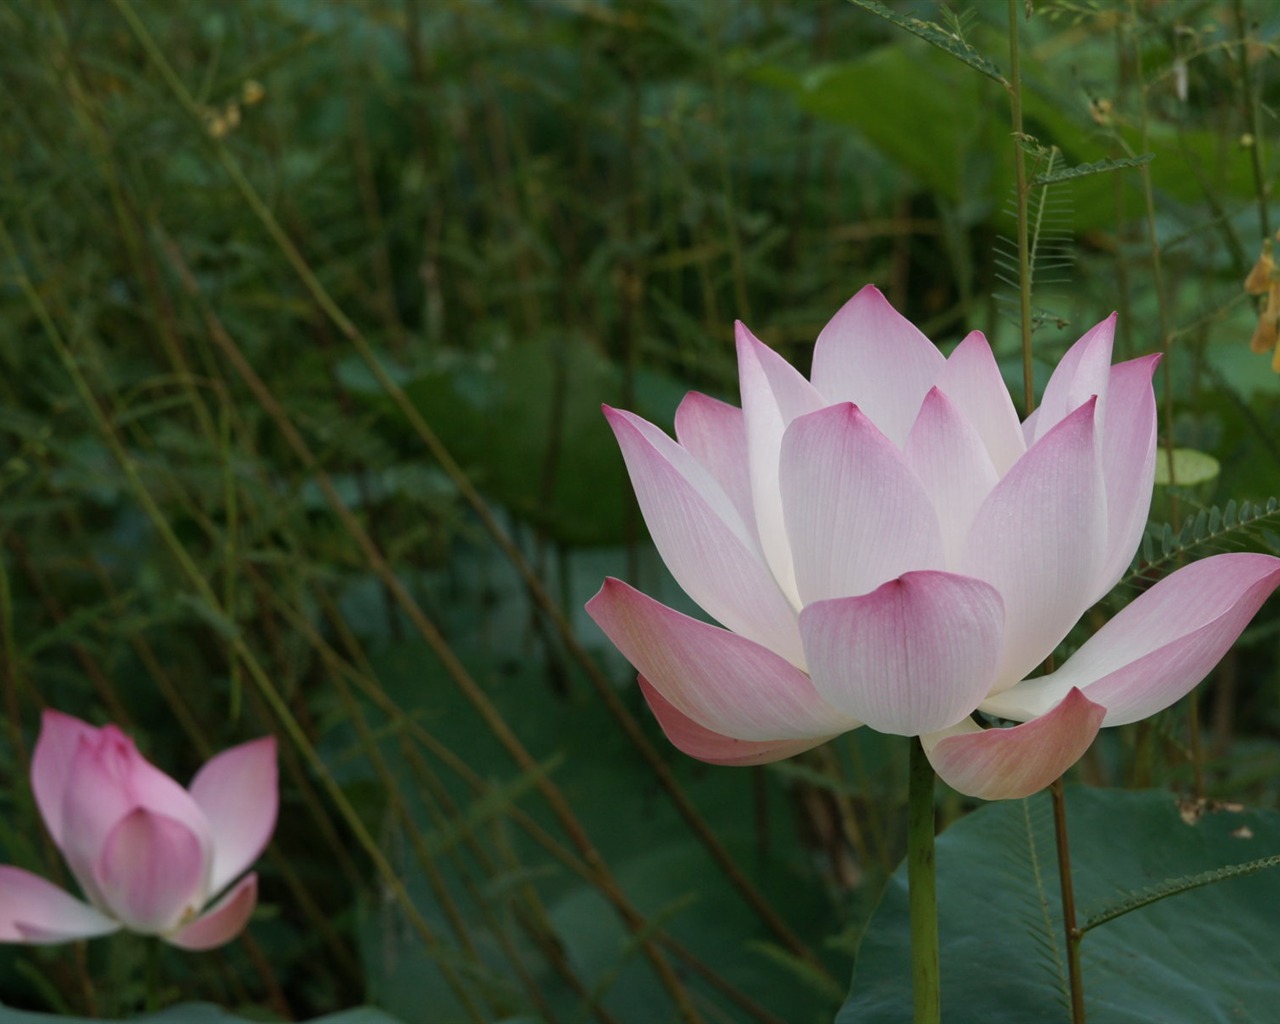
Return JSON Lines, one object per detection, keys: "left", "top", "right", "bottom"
{"left": 908, "top": 737, "right": 941, "bottom": 1024}
{"left": 145, "top": 936, "right": 160, "bottom": 1013}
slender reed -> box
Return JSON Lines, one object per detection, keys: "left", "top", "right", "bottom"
{"left": 1007, "top": 4, "right": 1085, "bottom": 1019}
{"left": 907, "top": 738, "right": 940, "bottom": 1024}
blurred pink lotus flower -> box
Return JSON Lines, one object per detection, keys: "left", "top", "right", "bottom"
{"left": 0, "top": 710, "right": 277, "bottom": 950}
{"left": 587, "top": 286, "right": 1280, "bottom": 799}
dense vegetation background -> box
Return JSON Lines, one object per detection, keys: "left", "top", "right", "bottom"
{"left": 1, "top": 0, "right": 1278, "bottom": 1021}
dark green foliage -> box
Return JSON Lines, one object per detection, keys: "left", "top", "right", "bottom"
{"left": 1, "top": 0, "right": 1279, "bottom": 1020}
{"left": 842, "top": 788, "right": 1280, "bottom": 1022}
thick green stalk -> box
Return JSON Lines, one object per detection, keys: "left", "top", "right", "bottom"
{"left": 908, "top": 737, "right": 940, "bottom": 1024}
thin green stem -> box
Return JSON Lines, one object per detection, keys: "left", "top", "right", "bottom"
{"left": 1051, "top": 778, "right": 1086, "bottom": 1023}
{"left": 908, "top": 737, "right": 940, "bottom": 1024}
{"left": 145, "top": 937, "right": 160, "bottom": 1013}
{"left": 1007, "top": 0, "right": 1034, "bottom": 414}
{"left": 1233, "top": 0, "right": 1271, "bottom": 239}
{"left": 1128, "top": 0, "right": 1195, "bottom": 795}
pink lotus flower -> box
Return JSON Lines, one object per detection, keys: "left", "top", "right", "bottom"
{"left": 587, "top": 286, "right": 1280, "bottom": 799}
{"left": 0, "top": 710, "right": 277, "bottom": 950}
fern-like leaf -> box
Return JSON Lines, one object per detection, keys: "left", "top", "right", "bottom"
{"left": 994, "top": 148, "right": 1076, "bottom": 333}
{"left": 1031, "top": 153, "right": 1154, "bottom": 187}
{"left": 1125, "top": 497, "right": 1280, "bottom": 586}
{"left": 1082, "top": 853, "right": 1280, "bottom": 934}
{"left": 847, "top": 0, "right": 1008, "bottom": 86}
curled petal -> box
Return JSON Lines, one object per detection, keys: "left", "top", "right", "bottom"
{"left": 800, "top": 571, "right": 1004, "bottom": 735}
{"left": 638, "top": 678, "right": 839, "bottom": 766}
{"left": 809, "top": 284, "right": 945, "bottom": 446}
{"left": 737, "top": 322, "right": 825, "bottom": 604}
{"left": 96, "top": 809, "right": 205, "bottom": 933}
{"left": 586, "top": 578, "right": 855, "bottom": 741}
{"left": 1031, "top": 314, "right": 1116, "bottom": 444}
{"left": 169, "top": 874, "right": 258, "bottom": 951}
{"left": 189, "top": 737, "right": 278, "bottom": 897}
{"left": 934, "top": 331, "right": 1025, "bottom": 475}
{"left": 604, "top": 405, "right": 804, "bottom": 664}
{"left": 963, "top": 399, "right": 1106, "bottom": 691}
{"left": 925, "top": 688, "right": 1105, "bottom": 800}
{"left": 0, "top": 866, "right": 119, "bottom": 944}
{"left": 780, "top": 403, "right": 944, "bottom": 605}
{"left": 983, "top": 553, "right": 1280, "bottom": 726}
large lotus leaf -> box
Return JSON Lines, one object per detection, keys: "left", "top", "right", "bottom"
{"left": 756, "top": 42, "right": 1258, "bottom": 233}
{"left": 399, "top": 334, "right": 684, "bottom": 547}
{"left": 840, "top": 786, "right": 1280, "bottom": 1023}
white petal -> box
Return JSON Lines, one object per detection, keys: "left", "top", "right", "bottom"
{"left": 674, "top": 392, "right": 757, "bottom": 535}
{"left": 963, "top": 400, "right": 1106, "bottom": 691}
{"left": 737, "top": 322, "right": 825, "bottom": 607}
{"left": 779, "top": 403, "right": 945, "bottom": 605}
{"left": 1095, "top": 355, "right": 1160, "bottom": 593}
{"left": 605, "top": 406, "right": 805, "bottom": 664}
{"left": 904, "top": 386, "right": 1000, "bottom": 567}
{"left": 809, "top": 284, "right": 945, "bottom": 446}
{"left": 1031, "top": 315, "right": 1116, "bottom": 444}
{"left": 934, "top": 330, "right": 1026, "bottom": 475}
{"left": 189, "top": 737, "right": 277, "bottom": 897}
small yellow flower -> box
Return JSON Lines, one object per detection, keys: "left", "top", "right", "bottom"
{"left": 1245, "top": 233, "right": 1280, "bottom": 371}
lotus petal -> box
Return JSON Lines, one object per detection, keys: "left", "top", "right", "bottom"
{"left": 800, "top": 571, "right": 1004, "bottom": 735}
{"left": 983, "top": 553, "right": 1280, "bottom": 726}
{"left": 964, "top": 400, "right": 1105, "bottom": 691}
{"left": 933, "top": 331, "right": 1026, "bottom": 475}
{"left": 604, "top": 405, "right": 804, "bottom": 664}
{"left": 586, "top": 578, "right": 854, "bottom": 740}
{"left": 189, "top": 737, "right": 278, "bottom": 897}
{"left": 1095, "top": 354, "right": 1160, "bottom": 593}
{"left": 924, "top": 688, "right": 1104, "bottom": 800}
{"left": 1030, "top": 314, "right": 1116, "bottom": 443}
{"left": 674, "top": 392, "right": 757, "bottom": 534}
{"left": 96, "top": 809, "right": 205, "bottom": 933}
{"left": 904, "top": 386, "right": 1000, "bottom": 566}
{"left": 809, "top": 284, "right": 945, "bottom": 446}
{"left": 638, "top": 678, "right": 838, "bottom": 766}
{"left": 737, "top": 322, "right": 825, "bottom": 604}
{"left": 0, "top": 866, "right": 119, "bottom": 944}
{"left": 780, "top": 403, "right": 944, "bottom": 605}
{"left": 169, "top": 874, "right": 258, "bottom": 952}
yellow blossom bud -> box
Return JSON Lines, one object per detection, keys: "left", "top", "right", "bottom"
{"left": 1250, "top": 307, "right": 1277, "bottom": 355}
{"left": 1244, "top": 242, "right": 1273, "bottom": 294}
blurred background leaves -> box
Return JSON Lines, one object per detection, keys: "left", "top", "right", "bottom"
{"left": 1, "top": 0, "right": 1279, "bottom": 1020}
